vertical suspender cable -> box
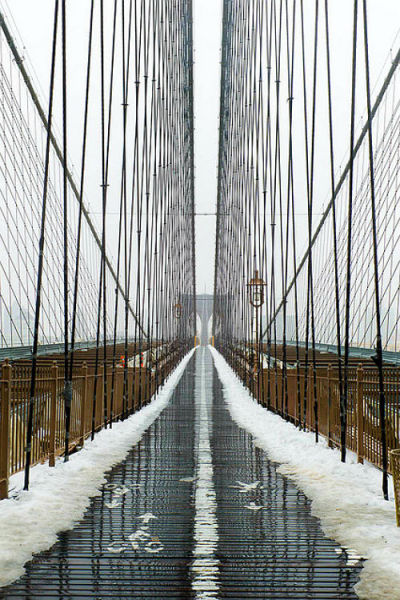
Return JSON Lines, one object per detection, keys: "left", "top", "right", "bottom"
{"left": 299, "top": 0, "right": 311, "bottom": 429}
{"left": 188, "top": 0, "right": 196, "bottom": 339}
{"left": 342, "top": 0, "right": 358, "bottom": 463}
{"left": 308, "top": 0, "right": 319, "bottom": 443}
{"left": 324, "top": 0, "right": 343, "bottom": 441}
{"left": 69, "top": 0, "right": 95, "bottom": 380}
{"left": 24, "top": 0, "right": 59, "bottom": 489}
{"left": 61, "top": 0, "right": 73, "bottom": 462}
{"left": 100, "top": 0, "right": 108, "bottom": 430}
{"left": 123, "top": 0, "right": 133, "bottom": 420}
{"left": 102, "top": 0, "right": 118, "bottom": 426}
{"left": 92, "top": 0, "right": 106, "bottom": 440}
{"left": 111, "top": 0, "right": 129, "bottom": 426}
{"left": 362, "top": 0, "right": 388, "bottom": 500}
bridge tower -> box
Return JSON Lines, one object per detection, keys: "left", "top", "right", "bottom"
{"left": 196, "top": 294, "right": 214, "bottom": 345}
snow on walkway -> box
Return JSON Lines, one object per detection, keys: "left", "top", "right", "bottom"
{"left": 191, "top": 346, "right": 220, "bottom": 599}
{"left": 0, "top": 348, "right": 195, "bottom": 588}
{"left": 210, "top": 346, "right": 400, "bottom": 600}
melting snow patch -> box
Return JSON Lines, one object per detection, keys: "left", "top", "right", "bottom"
{"left": 129, "top": 526, "right": 151, "bottom": 550}
{"left": 106, "top": 542, "right": 125, "bottom": 554}
{"left": 230, "top": 480, "right": 262, "bottom": 493}
{"left": 104, "top": 483, "right": 117, "bottom": 490}
{"left": 105, "top": 499, "right": 121, "bottom": 509}
{"left": 0, "top": 348, "right": 195, "bottom": 588}
{"left": 114, "top": 486, "right": 130, "bottom": 496}
{"left": 144, "top": 539, "right": 164, "bottom": 554}
{"left": 128, "top": 527, "right": 164, "bottom": 553}
{"left": 244, "top": 502, "right": 264, "bottom": 511}
{"left": 210, "top": 346, "right": 400, "bottom": 600}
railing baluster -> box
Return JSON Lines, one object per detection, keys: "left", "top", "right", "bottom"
{"left": 0, "top": 359, "right": 11, "bottom": 499}
{"left": 357, "top": 364, "right": 364, "bottom": 464}
{"left": 79, "top": 362, "right": 88, "bottom": 446}
{"left": 49, "top": 362, "right": 58, "bottom": 467}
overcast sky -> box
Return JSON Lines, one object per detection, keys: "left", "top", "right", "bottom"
{"left": 1, "top": 0, "right": 399, "bottom": 296}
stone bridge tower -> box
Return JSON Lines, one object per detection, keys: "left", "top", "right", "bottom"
{"left": 196, "top": 294, "right": 214, "bottom": 345}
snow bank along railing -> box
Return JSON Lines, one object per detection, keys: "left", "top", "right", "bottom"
{"left": 0, "top": 342, "right": 185, "bottom": 500}
{"left": 219, "top": 345, "right": 400, "bottom": 475}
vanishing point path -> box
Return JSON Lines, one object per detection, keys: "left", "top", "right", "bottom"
{"left": 1, "top": 348, "right": 362, "bottom": 599}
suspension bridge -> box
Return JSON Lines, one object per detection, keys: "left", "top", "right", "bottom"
{"left": 0, "top": 0, "right": 399, "bottom": 598}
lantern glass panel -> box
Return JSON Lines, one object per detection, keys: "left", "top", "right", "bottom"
{"left": 253, "top": 289, "right": 262, "bottom": 306}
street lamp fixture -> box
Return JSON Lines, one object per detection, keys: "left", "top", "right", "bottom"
{"left": 247, "top": 270, "right": 266, "bottom": 379}
{"left": 247, "top": 270, "right": 266, "bottom": 308}
{"left": 174, "top": 302, "right": 183, "bottom": 319}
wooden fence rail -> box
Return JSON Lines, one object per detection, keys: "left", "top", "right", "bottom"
{"left": 224, "top": 350, "right": 400, "bottom": 474}
{"left": 0, "top": 348, "right": 182, "bottom": 499}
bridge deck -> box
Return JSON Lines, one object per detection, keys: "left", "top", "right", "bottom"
{"left": 0, "top": 348, "right": 362, "bottom": 599}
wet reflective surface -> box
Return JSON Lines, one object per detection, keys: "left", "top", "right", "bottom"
{"left": 209, "top": 348, "right": 361, "bottom": 599}
{"left": 1, "top": 348, "right": 362, "bottom": 599}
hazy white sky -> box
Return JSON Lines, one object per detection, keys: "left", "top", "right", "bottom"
{"left": 1, "top": 0, "right": 399, "bottom": 296}
{"left": 193, "top": 0, "right": 222, "bottom": 294}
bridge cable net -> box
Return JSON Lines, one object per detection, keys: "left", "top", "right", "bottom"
{"left": 0, "top": 0, "right": 195, "bottom": 493}
{"left": 213, "top": 0, "right": 400, "bottom": 499}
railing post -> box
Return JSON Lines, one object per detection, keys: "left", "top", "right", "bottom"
{"left": 79, "top": 362, "right": 88, "bottom": 446}
{"left": 0, "top": 359, "right": 11, "bottom": 499}
{"left": 357, "top": 363, "right": 364, "bottom": 464}
{"left": 49, "top": 362, "right": 58, "bottom": 467}
{"left": 102, "top": 364, "right": 106, "bottom": 427}
{"left": 309, "top": 369, "right": 314, "bottom": 430}
{"left": 327, "top": 364, "right": 332, "bottom": 448}
{"left": 128, "top": 365, "right": 132, "bottom": 415}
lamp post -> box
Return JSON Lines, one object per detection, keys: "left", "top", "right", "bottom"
{"left": 247, "top": 270, "right": 266, "bottom": 376}
{"left": 174, "top": 302, "right": 183, "bottom": 319}
{"left": 173, "top": 301, "right": 183, "bottom": 348}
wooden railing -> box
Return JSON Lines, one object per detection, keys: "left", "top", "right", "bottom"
{"left": 0, "top": 346, "right": 183, "bottom": 499}
{"left": 222, "top": 347, "right": 400, "bottom": 473}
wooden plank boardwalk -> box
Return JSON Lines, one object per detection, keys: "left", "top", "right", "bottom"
{"left": 0, "top": 348, "right": 362, "bottom": 599}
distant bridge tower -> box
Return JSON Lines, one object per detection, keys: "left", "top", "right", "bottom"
{"left": 196, "top": 294, "right": 214, "bottom": 345}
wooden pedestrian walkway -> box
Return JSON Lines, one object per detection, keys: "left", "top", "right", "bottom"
{"left": 0, "top": 348, "right": 362, "bottom": 599}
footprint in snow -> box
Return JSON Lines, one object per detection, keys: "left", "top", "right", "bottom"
{"left": 138, "top": 512, "right": 157, "bottom": 524}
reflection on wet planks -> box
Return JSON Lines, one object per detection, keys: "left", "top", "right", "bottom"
{"left": 0, "top": 349, "right": 362, "bottom": 599}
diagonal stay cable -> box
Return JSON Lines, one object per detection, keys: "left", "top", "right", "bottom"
{"left": 263, "top": 43, "right": 400, "bottom": 340}
{"left": 0, "top": 8, "right": 147, "bottom": 339}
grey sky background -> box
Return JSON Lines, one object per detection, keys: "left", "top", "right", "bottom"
{"left": 1, "top": 0, "right": 399, "bottom": 297}
{"left": 193, "top": 0, "right": 222, "bottom": 295}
